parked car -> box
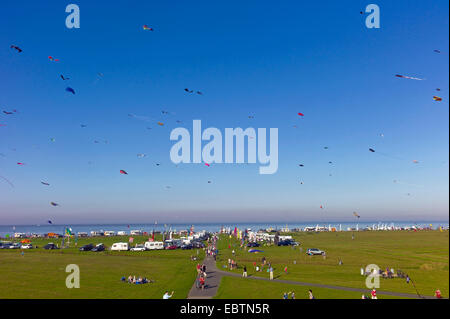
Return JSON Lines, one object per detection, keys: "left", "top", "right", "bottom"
{"left": 20, "top": 244, "right": 33, "bottom": 249}
{"left": 192, "top": 241, "right": 205, "bottom": 249}
{"left": 130, "top": 244, "right": 147, "bottom": 252}
{"left": 43, "top": 243, "right": 59, "bottom": 250}
{"left": 91, "top": 243, "right": 105, "bottom": 252}
{"left": 9, "top": 243, "right": 21, "bottom": 249}
{"left": 278, "top": 240, "right": 298, "bottom": 246}
{"left": 247, "top": 242, "right": 260, "bottom": 247}
{"left": 79, "top": 244, "right": 94, "bottom": 251}
{"left": 306, "top": 248, "right": 325, "bottom": 256}
{"left": 165, "top": 244, "right": 177, "bottom": 250}
{"left": 181, "top": 243, "right": 193, "bottom": 250}
{"left": 0, "top": 242, "right": 13, "bottom": 249}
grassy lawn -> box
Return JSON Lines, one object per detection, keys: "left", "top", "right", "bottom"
{"left": 0, "top": 235, "right": 203, "bottom": 299}
{"left": 216, "top": 230, "right": 449, "bottom": 298}
{"left": 214, "top": 276, "right": 411, "bottom": 299}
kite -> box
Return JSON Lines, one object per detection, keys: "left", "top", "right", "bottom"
{"left": 0, "top": 175, "right": 14, "bottom": 188}
{"left": 120, "top": 170, "right": 128, "bottom": 175}
{"left": 17, "top": 162, "right": 25, "bottom": 166}
{"left": 143, "top": 25, "right": 154, "bottom": 31}
{"left": 324, "top": 147, "right": 329, "bottom": 149}
{"left": 48, "top": 56, "right": 59, "bottom": 62}
{"left": 299, "top": 181, "right": 304, "bottom": 185}
{"left": 320, "top": 205, "right": 324, "bottom": 209}
{"left": 434, "top": 49, "right": 441, "bottom": 53}
{"left": 50, "top": 202, "right": 59, "bottom": 206}
{"left": 369, "top": 148, "right": 375, "bottom": 153}
{"left": 207, "top": 181, "right": 212, "bottom": 184}
{"left": 412, "top": 160, "right": 419, "bottom": 164}
{"left": 205, "top": 163, "right": 210, "bottom": 167}
{"left": 50, "top": 138, "right": 56, "bottom": 142}
{"left": 328, "top": 161, "right": 333, "bottom": 164}
{"left": 155, "top": 163, "right": 161, "bottom": 166}
{"left": 395, "top": 74, "right": 424, "bottom": 81}
{"left": 157, "top": 122, "right": 164, "bottom": 126}
{"left": 41, "top": 181, "right": 50, "bottom": 186}
{"left": 298, "top": 113, "right": 304, "bottom": 117}
{"left": 353, "top": 212, "right": 360, "bottom": 219}
{"left": 3, "top": 111, "right": 15, "bottom": 115}
{"left": 80, "top": 124, "right": 87, "bottom": 128}
{"left": 60, "top": 75, "right": 69, "bottom": 80}
{"left": 298, "top": 164, "right": 304, "bottom": 167}
{"left": 175, "top": 120, "right": 183, "bottom": 124}
{"left": 137, "top": 154, "right": 146, "bottom": 158}
{"left": 436, "top": 88, "right": 441, "bottom": 91}
{"left": 433, "top": 96, "right": 443, "bottom": 101}
{"left": 66, "top": 87, "right": 76, "bottom": 94}
{"left": 184, "top": 88, "right": 194, "bottom": 93}
{"left": 196, "top": 91, "right": 203, "bottom": 95}
{"left": 10, "top": 45, "right": 23, "bottom": 53}
{"left": 248, "top": 115, "right": 255, "bottom": 119}
{"left": 48, "top": 220, "right": 52, "bottom": 224}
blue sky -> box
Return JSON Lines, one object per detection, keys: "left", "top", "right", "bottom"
{"left": 0, "top": 0, "right": 448, "bottom": 224}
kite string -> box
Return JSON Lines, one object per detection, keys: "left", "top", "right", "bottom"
{"left": 0, "top": 175, "right": 14, "bottom": 188}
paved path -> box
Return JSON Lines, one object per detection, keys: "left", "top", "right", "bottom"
{"left": 188, "top": 256, "right": 434, "bottom": 299}
{"left": 187, "top": 255, "right": 224, "bottom": 299}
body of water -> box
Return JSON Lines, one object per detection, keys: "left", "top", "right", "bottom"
{"left": 0, "top": 221, "right": 448, "bottom": 238}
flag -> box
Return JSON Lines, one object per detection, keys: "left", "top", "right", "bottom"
{"left": 129, "top": 237, "right": 134, "bottom": 243}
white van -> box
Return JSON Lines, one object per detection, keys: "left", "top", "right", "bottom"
{"left": 117, "top": 231, "right": 127, "bottom": 236}
{"left": 145, "top": 241, "right": 164, "bottom": 250}
{"left": 110, "top": 242, "right": 129, "bottom": 251}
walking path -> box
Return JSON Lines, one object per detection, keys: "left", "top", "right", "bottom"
{"left": 188, "top": 256, "right": 434, "bottom": 299}
{"left": 187, "top": 255, "right": 223, "bottom": 299}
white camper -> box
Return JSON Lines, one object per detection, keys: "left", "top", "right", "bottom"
{"left": 144, "top": 241, "right": 164, "bottom": 250}
{"left": 110, "top": 242, "right": 129, "bottom": 251}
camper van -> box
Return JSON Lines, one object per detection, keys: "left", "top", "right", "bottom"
{"left": 104, "top": 231, "right": 116, "bottom": 236}
{"left": 110, "top": 242, "right": 129, "bottom": 251}
{"left": 144, "top": 241, "right": 164, "bottom": 250}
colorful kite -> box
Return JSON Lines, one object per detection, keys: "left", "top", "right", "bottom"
{"left": 143, "top": 25, "right": 154, "bottom": 31}
{"left": 17, "top": 162, "right": 25, "bottom": 166}
{"left": 120, "top": 170, "right": 128, "bottom": 175}
{"left": 298, "top": 113, "right": 304, "bottom": 117}
{"left": 157, "top": 122, "right": 164, "bottom": 126}
{"left": 48, "top": 56, "right": 59, "bottom": 62}
{"left": 412, "top": 160, "right": 419, "bottom": 164}
{"left": 205, "top": 163, "right": 210, "bottom": 167}
{"left": 433, "top": 96, "right": 443, "bottom": 101}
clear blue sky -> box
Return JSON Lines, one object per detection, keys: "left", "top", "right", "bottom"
{"left": 0, "top": 0, "right": 448, "bottom": 224}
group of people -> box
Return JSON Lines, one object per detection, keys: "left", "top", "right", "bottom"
{"left": 282, "top": 291, "right": 296, "bottom": 299}
{"left": 196, "top": 263, "right": 207, "bottom": 290}
{"left": 121, "top": 275, "right": 152, "bottom": 284}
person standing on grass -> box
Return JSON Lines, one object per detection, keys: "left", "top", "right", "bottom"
{"left": 284, "top": 266, "right": 288, "bottom": 274}
{"left": 269, "top": 266, "right": 274, "bottom": 280}
{"left": 243, "top": 265, "right": 247, "bottom": 278}
{"left": 308, "top": 289, "right": 314, "bottom": 299}
{"left": 435, "top": 289, "right": 442, "bottom": 299}
{"left": 371, "top": 288, "right": 377, "bottom": 299}
{"left": 163, "top": 291, "right": 174, "bottom": 299}
{"left": 291, "top": 292, "right": 295, "bottom": 299}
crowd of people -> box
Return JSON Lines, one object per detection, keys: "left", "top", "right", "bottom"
{"left": 121, "top": 275, "right": 153, "bottom": 284}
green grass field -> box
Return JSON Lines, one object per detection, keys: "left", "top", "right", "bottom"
{"left": 215, "top": 230, "right": 449, "bottom": 298}
{"left": 0, "top": 235, "right": 203, "bottom": 299}
{"left": 1, "top": 231, "right": 447, "bottom": 299}
{"left": 214, "top": 276, "right": 411, "bottom": 299}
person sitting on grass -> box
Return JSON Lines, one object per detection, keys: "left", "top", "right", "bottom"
{"left": 163, "top": 291, "right": 174, "bottom": 299}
